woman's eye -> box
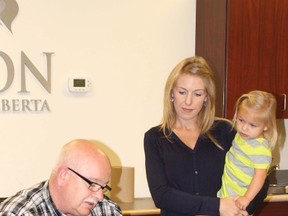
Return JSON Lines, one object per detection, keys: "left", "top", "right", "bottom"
{"left": 179, "top": 91, "right": 186, "bottom": 95}
{"left": 194, "top": 90, "right": 206, "bottom": 97}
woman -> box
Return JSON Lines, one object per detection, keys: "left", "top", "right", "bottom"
{"left": 144, "top": 56, "right": 268, "bottom": 216}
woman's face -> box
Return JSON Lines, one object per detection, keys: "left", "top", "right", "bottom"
{"left": 172, "top": 74, "right": 207, "bottom": 122}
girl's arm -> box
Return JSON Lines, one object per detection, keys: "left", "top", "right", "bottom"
{"left": 236, "top": 168, "right": 267, "bottom": 210}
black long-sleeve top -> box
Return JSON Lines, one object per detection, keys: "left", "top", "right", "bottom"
{"left": 144, "top": 120, "right": 235, "bottom": 216}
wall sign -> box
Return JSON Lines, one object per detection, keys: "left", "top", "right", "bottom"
{"left": 1, "top": 0, "right": 54, "bottom": 113}
{"left": 0, "top": 0, "right": 18, "bottom": 33}
{"left": 0, "top": 51, "right": 53, "bottom": 112}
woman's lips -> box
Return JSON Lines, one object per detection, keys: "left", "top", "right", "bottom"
{"left": 182, "top": 107, "right": 193, "bottom": 112}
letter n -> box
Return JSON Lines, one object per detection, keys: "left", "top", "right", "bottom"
{"left": 19, "top": 51, "right": 54, "bottom": 93}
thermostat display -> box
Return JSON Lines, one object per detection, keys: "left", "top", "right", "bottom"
{"left": 74, "top": 79, "right": 86, "bottom": 87}
{"left": 69, "top": 77, "right": 91, "bottom": 92}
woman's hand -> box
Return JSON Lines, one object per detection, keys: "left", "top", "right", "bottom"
{"left": 220, "top": 196, "right": 248, "bottom": 216}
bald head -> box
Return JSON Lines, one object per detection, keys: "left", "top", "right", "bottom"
{"left": 55, "top": 139, "right": 111, "bottom": 172}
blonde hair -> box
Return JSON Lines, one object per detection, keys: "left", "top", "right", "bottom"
{"left": 160, "top": 56, "right": 223, "bottom": 148}
{"left": 233, "top": 90, "right": 278, "bottom": 148}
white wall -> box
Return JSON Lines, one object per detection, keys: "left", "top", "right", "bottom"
{"left": 0, "top": 0, "right": 287, "bottom": 199}
{"left": 0, "top": 0, "right": 196, "bottom": 197}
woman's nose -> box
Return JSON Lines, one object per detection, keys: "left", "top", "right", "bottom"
{"left": 185, "top": 94, "right": 193, "bottom": 104}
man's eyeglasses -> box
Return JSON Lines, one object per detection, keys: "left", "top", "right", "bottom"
{"left": 68, "top": 167, "right": 112, "bottom": 193}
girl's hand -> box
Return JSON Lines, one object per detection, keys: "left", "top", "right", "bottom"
{"left": 220, "top": 196, "right": 248, "bottom": 216}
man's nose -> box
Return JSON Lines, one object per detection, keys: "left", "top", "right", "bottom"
{"left": 92, "top": 189, "right": 104, "bottom": 200}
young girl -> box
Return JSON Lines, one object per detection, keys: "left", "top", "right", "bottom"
{"left": 219, "top": 90, "right": 278, "bottom": 215}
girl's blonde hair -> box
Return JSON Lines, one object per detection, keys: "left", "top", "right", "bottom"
{"left": 160, "top": 56, "right": 224, "bottom": 148}
{"left": 233, "top": 90, "right": 278, "bottom": 148}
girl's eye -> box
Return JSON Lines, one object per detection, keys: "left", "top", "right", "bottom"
{"left": 238, "top": 118, "right": 244, "bottom": 123}
{"left": 250, "top": 124, "right": 257, "bottom": 128}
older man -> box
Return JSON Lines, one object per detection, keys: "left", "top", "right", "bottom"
{"left": 0, "top": 139, "right": 122, "bottom": 216}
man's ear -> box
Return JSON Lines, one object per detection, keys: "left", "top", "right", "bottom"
{"left": 57, "top": 166, "right": 69, "bottom": 186}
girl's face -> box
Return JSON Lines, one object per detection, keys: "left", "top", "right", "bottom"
{"left": 235, "top": 107, "right": 268, "bottom": 139}
{"left": 172, "top": 74, "right": 207, "bottom": 122}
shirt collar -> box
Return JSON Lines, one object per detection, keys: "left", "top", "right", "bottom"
{"left": 43, "top": 181, "right": 65, "bottom": 216}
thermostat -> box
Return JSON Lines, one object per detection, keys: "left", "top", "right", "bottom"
{"left": 68, "top": 77, "right": 91, "bottom": 92}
